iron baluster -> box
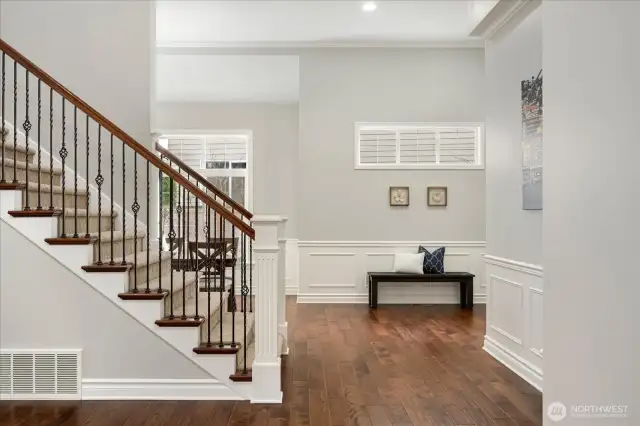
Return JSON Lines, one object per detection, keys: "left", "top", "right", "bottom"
{"left": 132, "top": 153, "right": 139, "bottom": 292}
{"left": 158, "top": 168, "right": 163, "bottom": 293}
{"left": 1, "top": 53, "right": 5, "bottom": 184}
{"left": 121, "top": 139, "right": 126, "bottom": 264}
{"left": 95, "top": 125, "right": 103, "bottom": 264}
{"left": 59, "top": 98, "right": 67, "bottom": 237}
{"left": 22, "top": 69, "right": 31, "bottom": 210}
{"left": 12, "top": 61, "right": 16, "bottom": 183}
{"left": 84, "top": 116, "right": 90, "bottom": 237}
{"left": 48, "top": 88, "right": 53, "bottom": 210}
{"left": 36, "top": 79, "right": 42, "bottom": 210}
{"left": 73, "top": 107, "right": 78, "bottom": 237}
{"left": 109, "top": 134, "right": 115, "bottom": 264}
{"left": 146, "top": 161, "right": 150, "bottom": 293}
{"left": 168, "top": 176, "right": 175, "bottom": 319}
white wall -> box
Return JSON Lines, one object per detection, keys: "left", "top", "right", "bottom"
{"left": 155, "top": 102, "right": 298, "bottom": 238}
{"left": 298, "top": 48, "right": 486, "bottom": 242}
{"left": 483, "top": 6, "right": 544, "bottom": 392}
{"left": 0, "top": 221, "right": 209, "bottom": 381}
{"left": 543, "top": 1, "right": 639, "bottom": 424}
{"left": 296, "top": 48, "right": 486, "bottom": 302}
{"left": 0, "top": 0, "right": 154, "bottom": 225}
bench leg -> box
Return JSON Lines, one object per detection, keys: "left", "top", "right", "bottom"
{"left": 459, "top": 281, "right": 467, "bottom": 308}
{"left": 370, "top": 279, "right": 378, "bottom": 309}
{"left": 466, "top": 278, "right": 474, "bottom": 309}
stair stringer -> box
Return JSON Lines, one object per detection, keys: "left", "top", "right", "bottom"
{"left": 0, "top": 189, "right": 253, "bottom": 400}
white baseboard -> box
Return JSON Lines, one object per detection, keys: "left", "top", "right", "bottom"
{"left": 81, "top": 379, "right": 243, "bottom": 400}
{"left": 296, "top": 294, "right": 486, "bottom": 304}
{"left": 484, "top": 336, "right": 543, "bottom": 392}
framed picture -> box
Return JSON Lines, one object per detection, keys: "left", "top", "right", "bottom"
{"left": 427, "top": 186, "right": 447, "bottom": 206}
{"left": 389, "top": 186, "right": 410, "bottom": 206}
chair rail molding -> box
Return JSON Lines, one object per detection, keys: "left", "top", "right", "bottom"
{"left": 483, "top": 253, "right": 543, "bottom": 391}
{"left": 297, "top": 240, "right": 486, "bottom": 304}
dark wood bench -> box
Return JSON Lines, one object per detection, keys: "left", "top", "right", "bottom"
{"left": 367, "top": 272, "right": 475, "bottom": 309}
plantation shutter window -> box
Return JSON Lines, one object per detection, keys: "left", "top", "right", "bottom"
{"left": 355, "top": 123, "right": 483, "bottom": 169}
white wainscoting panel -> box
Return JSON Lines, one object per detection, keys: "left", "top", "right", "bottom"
{"left": 297, "top": 241, "right": 486, "bottom": 304}
{"left": 484, "top": 254, "right": 543, "bottom": 391}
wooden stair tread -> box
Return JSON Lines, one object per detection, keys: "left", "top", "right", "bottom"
{"left": 119, "top": 290, "right": 168, "bottom": 300}
{"left": 229, "top": 370, "right": 252, "bottom": 382}
{"left": 82, "top": 263, "right": 131, "bottom": 272}
{"left": 0, "top": 183, "right": 26, "bottom": 190}
{"left": 9, "top": 209, "right": 61, "bottom": 217}
{"left": 155, "top": 316, "right": 205, "bottom": 327}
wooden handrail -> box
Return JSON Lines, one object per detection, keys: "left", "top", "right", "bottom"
{"left": 0, "top": 38, "right": 254, "bottom": 239}
{"left": 155, "top": 142, "right": 253, "bottom": 220}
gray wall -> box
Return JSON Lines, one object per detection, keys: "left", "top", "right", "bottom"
{"left": 297, "top": 49, "right": 486, "bottom": 241}
{"left": 155, "top": 102, "right": 299, "bottom": 238}
{"left": 485, "top": 7, "right": 542, "bottom": 265}
{"left": 544, "top": 1, "right": 640, "bottom": 424}
{"left": 0, "top": 0, "right": 154, "bottom": 225}
{"left": 0, "top": 222, "right": 208, "bottom": 380}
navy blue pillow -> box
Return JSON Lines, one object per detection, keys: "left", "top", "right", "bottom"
{"left": 418, "top": 246, "right": 445, "bottom": 274}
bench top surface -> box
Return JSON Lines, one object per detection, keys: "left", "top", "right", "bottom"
{"left": 368, "top": 271, "right": 474, "bottom": 279}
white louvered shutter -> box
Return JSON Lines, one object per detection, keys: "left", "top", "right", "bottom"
{"left": 398, "top": 128, "right": 437, "bottom": 165}
{"left": 358, "top": 129, "right": 397, "bottom": 165}
{"left": 356, "top": 124, "right": 482, "bottom": 168}
{"left": 205, "top": 136, "right": 247, "bottom": 167}
{"left": 167, "top": 139, "right": 203, "bottom": 168}
{"left": 438, "top": 128, "right": 478, "bottom": 165}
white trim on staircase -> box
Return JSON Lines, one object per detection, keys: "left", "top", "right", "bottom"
{"left": 81, "top": 378, "right": 242, "bottom": 400}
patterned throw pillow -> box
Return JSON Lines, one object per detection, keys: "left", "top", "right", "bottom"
{"left": 418, "top": 246, "right": 445, "bottom": 274}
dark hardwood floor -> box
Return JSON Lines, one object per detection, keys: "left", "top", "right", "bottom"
{"left": 0, "top": 298, "right": 542, "bottom": 425}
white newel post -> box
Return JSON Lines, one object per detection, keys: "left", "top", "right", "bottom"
{"left": 277, "top": 217, "right": 289, "bottom": 356}
{"left": 251, "top": 215, "right": 283, "bottom": 403}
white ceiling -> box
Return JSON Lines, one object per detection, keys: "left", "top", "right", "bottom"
{"left": 156, "top": 1, "right": 498, "bottom": 47}
{"left": 156, "top": 54, "right": 300, "bottom": 103}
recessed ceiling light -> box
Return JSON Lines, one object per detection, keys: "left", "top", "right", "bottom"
{"left": 362, "top": 2, "right": 377, "bottom": 12}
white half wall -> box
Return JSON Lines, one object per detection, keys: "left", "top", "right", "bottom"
{"left": 298, "top": 241, "right": 485, "bottom": 304}
{"left": 484, "top": 255, "right": 543, "bottom": 391}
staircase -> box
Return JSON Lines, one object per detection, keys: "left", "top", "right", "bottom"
{"left": 0, "top": 39, "right": 284, "bottom": 402}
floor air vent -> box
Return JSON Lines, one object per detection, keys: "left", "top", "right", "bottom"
{"left": 0, "top": 350, "right": 81, "bottom": 400}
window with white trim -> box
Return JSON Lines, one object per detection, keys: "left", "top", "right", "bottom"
{"left": 161, "top": 134, "right": 250, "bottom": 208}
{"left": 355, "top": 123, "right": 484, "bottom": 169}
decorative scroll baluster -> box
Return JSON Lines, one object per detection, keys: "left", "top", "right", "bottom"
{"left": 168, "top": 175, "right": 175, "bottom": 319}
{"left": 176, "top": 168, "right": 182, "bottom": 274}
{"left": 206, "top": 206, "right": 211, "bottom": 345}
{"left": 132, "top": 153, "right": 139, "bottom": 292}
{"left": 22, "top": 70, "right": 31, "bottom": 210}
{"left": 59, "top": 99, "right": 67, "bottom": 237}
{"left": 121, "top": 140, "right": 126, "bottom": 264}
{"left": 250, "top": 237, "right": 253, "bottom": 312}
{"left": 219, "top": 214, "right": 224, "bottom": 347}
{"left": 194, "top": 182, "right": 199, "bottom": 319}
{"left": 231, "top": 225, "right": 237, "bottom": 348}
{"left": 181, "top": 183, "right": 186, "bottom": 320}
{"left": 110, "top": 134, "right": 114, "bottom": 264}
{"left": 158, "top": 168, "right": 163, "bottom": 293}
{"left": 12, "top": 61, "right": 16, "bottom": 183}
{"left": 84, "top": 116, "right": 90, "bottom": 236}
{"left": 182, "top": 180, "right": 188, "bottom": 319}
{"left": 36, "top": 80, "right": 42, "bottom": 210}
{"left": 73, "top": 107, "right": 78, "bottom": 237}
{"left": 49, "top": 88, "right": 53, "bottom": 210}
{"left": 242, "top": 233, "right": 248, "bottom": 374}
{"left": 146, "top": 161, "right": 150, "bottom": 293}
{"left": 1, "top": 52, "right": 5, "bottom": 184}
{"left": 95, "top": 125, "right": 103, "bottom": 264}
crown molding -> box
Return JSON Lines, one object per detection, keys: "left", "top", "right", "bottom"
{"left": 470, "top": 0, "right": 540, "bottom": 41}
{"left": 156, "top": 39, "right": 485, "bottom": 55}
